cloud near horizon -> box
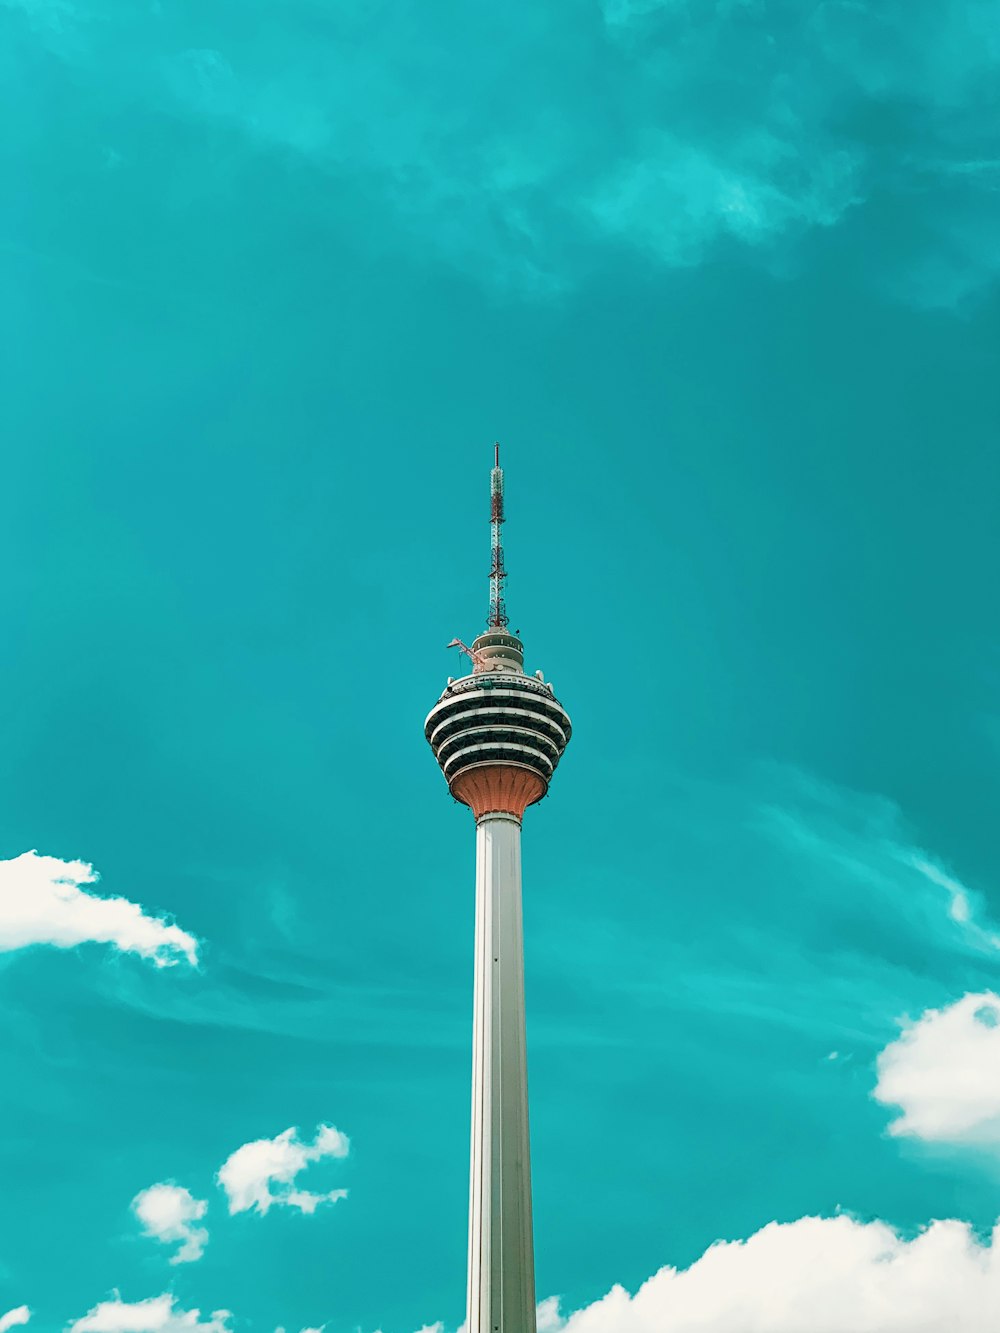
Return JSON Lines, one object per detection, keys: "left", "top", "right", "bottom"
{"left": 0, "top": 1308, "right": 31, "bottom": 1333}
{"left": 69, "top": 1295, "right": 231, "bottom": 1333}
{"left": 411, "top": 1209, "right": 1000, "bottom": 1333}
{"left": 0, "top": 852, "right": 198, "bottom": 967}
{"left": 536, "top": 1212, "right": 1000, "bottom": 1333}
{"left": 217, "top": 1124, "right": 349, "bottom": 1216}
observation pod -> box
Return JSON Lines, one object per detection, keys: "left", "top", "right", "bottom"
{"left": 424, "top": 630, "right": 573, "bottom": 818}
{"left": 425, "top": 447, "right": 572, "bottom": 1333}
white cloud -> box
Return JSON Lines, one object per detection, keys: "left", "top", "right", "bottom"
{"left": 0, "top": 851, "right": 197, "bottom": 967}
{"left": 874, "top": 992, "right": 1000, "bottom": 1145}
{"left": 217, "top": 1124, "right": 349, "bottom": 1215}
{"left": 539, "top": 1213, "right": 1000, "bottom": 1333}
{"left": 536, "top": 1298, "right": 562, "bottom": 1333}
{"left": 70, "top": 1295, "right": 231, "bottom": 1333}
{"left": 0, "top": 1308, "right": 31, "bottom": 1333}
{"left": 132, "top": 1183, "right": 208, "bottom": 1264}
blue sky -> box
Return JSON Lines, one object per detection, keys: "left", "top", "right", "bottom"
{"left": 2, "top": 0, "right": 1000, "bottom": 1330}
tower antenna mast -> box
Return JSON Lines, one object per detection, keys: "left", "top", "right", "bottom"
{"left": 489, "top": 442, "right": 509, "bottom": 629}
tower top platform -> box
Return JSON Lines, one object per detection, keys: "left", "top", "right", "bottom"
{"left": 469, "top": 629, "right": 524, "bottom": 674}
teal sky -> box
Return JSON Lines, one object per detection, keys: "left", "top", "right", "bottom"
{"left": 2, "top": 1, "right": 1000, "bottom": 1330}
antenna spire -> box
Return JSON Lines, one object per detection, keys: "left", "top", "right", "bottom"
{"left": 489, "top": 443, "right": 508, "bottom": 629}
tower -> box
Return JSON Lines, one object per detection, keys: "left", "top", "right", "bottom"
{"left": 425, "top": 446, "right": 572, "bottom": 1333}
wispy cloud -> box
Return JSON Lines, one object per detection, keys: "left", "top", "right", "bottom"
{"left": 1, "top": 0, "right": 73, "bottom": 34}
{"left": 584, "top": 132, "right": 862, "bottom": 267}
{"left": 7, "top": 0, "right": 993, "bottom": 303}
{"left": 531, "top": 765, "right": 1000, "bottom": 1059}
{"left": 165, "top": 2, "right": 1000, "bottom": 305}
{"left": 600, "top": 0, "right": 687, "bottom": 30}
{"left": 752, "top": 768, "right": 1000, "bottom": 966}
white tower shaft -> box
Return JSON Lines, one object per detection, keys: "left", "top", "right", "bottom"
{"left": 467, "top": 811, "right": 536, "bottom": 1333}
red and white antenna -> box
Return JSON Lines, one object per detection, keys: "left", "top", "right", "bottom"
{"left": 489, "top": 442, "right": 508, "bottom": 629}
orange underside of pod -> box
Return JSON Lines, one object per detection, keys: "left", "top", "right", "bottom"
{"left": 450, "top": 764, "right": 546, "bottom": 818}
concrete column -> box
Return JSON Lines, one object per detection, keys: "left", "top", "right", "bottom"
{"left": 467, "top": 811, "right": 536, "bottom": 1333}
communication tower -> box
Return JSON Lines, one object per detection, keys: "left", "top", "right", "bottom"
{"left": 425, "top": 446, "right": 572, "bottom": 1333}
